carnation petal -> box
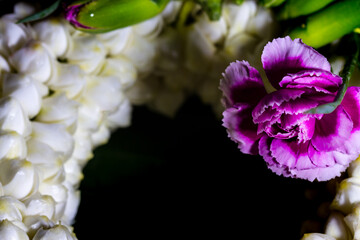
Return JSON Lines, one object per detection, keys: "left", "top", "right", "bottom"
{"left": 342, "top": 86, "right": 360, "bottom": 131}
{"left": 261, "top": 36, "right": 331, "bottom": 88}
{"left": 220, "top": 60, "right": 266, "bottom": 108}
{"left": 280, "top": 69, "right": 342, "bottom": 92}
{"left": 222, "top": 105, "right": 261, "bottom": 155}
{"left": 311, "top": 105, "right": 353, "bottom": 152}
{"left": 252, "top": 88, "right": 305, "bottom": 123}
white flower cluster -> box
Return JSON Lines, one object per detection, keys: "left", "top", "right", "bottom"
{"left": 302, "top": 156, "right": 360, "bottom": 240}
{"left": 127, "top": 1, "right": 276, "bottom": 117}
{"left": 0, "top": 2, "right": 176, "bottom": 239}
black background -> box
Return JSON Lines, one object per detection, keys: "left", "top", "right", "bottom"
{"left": 74, "top": 96, "right": 335, "bottom": 239}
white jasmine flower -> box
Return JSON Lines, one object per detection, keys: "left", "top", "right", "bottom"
{"left": 31, "top": 122, "right": 74, "bottom": 159}
{"left": 0, "top": 196, "right": 25, "bottom": 224}
{"left": 23, "top": 194, "right": 56, "bottom": 220}
{"left": 0, "top": 160, "right": 38, "bottom": 200}
{"left": 106, "top": 98, "right": 132, "bottom": 129}
{"left": 344, "top": 204, "right": 360, "bottom": 239}
{"left": 32, "top": 224, "right": 77, "bottom": 240}
{"left": 0, "top": 133, "right": 27, "bottom": 160}
{"left": 71, "top": 127, "right": 93, "bottom": 164}
{"left": 96, "top": 27, "right": 133, "bottom": 56}
{"left": 82, "top": 76, "right": 123, "bottom": 113}
{"left": 2, "top": 73, "right": 42, "bottom": 118}
{"left": 60, "top": 186, "right": 80, "bottom": 225}
{"left": 0, "top": 97, "right": 31, "bottom": 137}
{"left": 331, "top": 178, "right": 360, "bottom": 214}
{"left": 100, "top": 56, "right": 137, "bottom": 89}
{"left": 10, "top": 41, "right": 54, "bottom": 83}
{"left": 133, "top": 15, "right": 164, "bottom": 39}
{"left": 0, "top": 19, "right": 30, "bottom": 56}
{"left": 325, "top": 212, "right": 351, "bottom": 240}
{"left": 77, "top": 103, "right": 103, "bottom": 133}
{"left": 23, "top": 215, "right": 55, "bottom": 239}
{"left": 0, "top": 219, "right": 29, "bottom": 240}
{"left": 38, "top": 183, "right": 67, "bottom": 221}
{"left": 36, "top": 93, "right": 79, "bottom": 132}
{"left": 66, "top": 34, "right": 106, "bottom": 74}
{"left": 63, "top": 159, "right": 83, "bottom": 187}
{"left": 27, "top": 139, "right": 65, "bottom": 182}
{"left": 91, "top": 123, "right": 110, "bottom": 147}
{"left": 33, "top": 19, "right": 71, "bottom": 57}
{"left": 122, "top": 34, "right": 157, "bottom": 73}
{"left": 13, "top": 2, "right": 35, "bottom": 19}
{"left": 48, "top": 63, "right": 86, "bottom": 100}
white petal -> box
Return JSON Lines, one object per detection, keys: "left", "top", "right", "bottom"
{"left": 36, "top": 93, "right": 79, "bottom": 130}
{"left": 0, "top": 133, "right": 27, "bottom": 161}
{"left": 106, "top": 98, "right": 132, "bottom": 129}
{"left": 48, "top": 63, "right": 86, "bottom": 99}
{"left": 0, "top": 220, "right": 29, "bottom": 240}
{"left": 96, "top": 27, "right": 133, "bottom": 56}
{"left": 134, "top": 15, "right": 164, "bottom": 39}
{"left": 31, "top": 122, "right": 74, "bottom": 159}
{"left": 325, "top": 212, "right": 351, "bottom": 240}
{"left": 33, "top": 19, "right": 70, "bottom": 57}
{"left": 23, "top": 215, "right": 55, "bottom": 239}
{"left": 32, "top": 224, "right": 76, "bottom": 240}
{"left": 38, "top": 183, "right": 67, "bottom": 220}
{"left": 61, "top": 186, "right": 80, "bottom": 225}
{"left": 100, "top": 56, "right": 137, "bottom": 89}
{"left": 66, "top": 35, "right": 106, "bottom": 74}
{"left": 2, "top": 73, "right": 42, "bottom": 118}
{"left": 82, "top": 76, "right": 123, "bottom": 113}
{"left": 91, "top": 124, "right": 110, "bottom": 147}
{"left": 27, "top": 139, "right": 65, "bottom": 182}
{"left": 10, "top": 41, "right": 54, "bottom": 83}
{"left": 0, "top": 97, "right": 31, "bottom": 136}
{"left": 23, "top": 194, "right": 56, "bottom": 220}
{"left": 0, "top": 159, "right": 38, "bottom": 200}
{"left": 0, "top": 196, "right": 25, "bottom": 223}
{"left": 332, "top": 178, "right": 360, "bottom": 214}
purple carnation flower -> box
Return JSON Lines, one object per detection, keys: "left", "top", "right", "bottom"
{"left": 220, "top": 36, "right": 360, "bottom": 181}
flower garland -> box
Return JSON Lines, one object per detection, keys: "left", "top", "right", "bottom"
{"left": 0, "top": 1, "right": 277, "bottom": 239}
{"left": 0, "top": 0, "right": 360, "bottom": 239}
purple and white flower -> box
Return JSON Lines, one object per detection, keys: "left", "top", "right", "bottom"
{"left": 220, "top": 36, "right": 360, "bottom": 181}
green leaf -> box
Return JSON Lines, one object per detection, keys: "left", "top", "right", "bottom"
{"left": 289, "top": 0, "right": 360, "bottom": 48}
{"left": 74, "top": 0, "right": 170, "bottom": 33}
{"left": 278, "top": 0, "right": 335, "bottom": 19}
{"left": 261, "top": 0, "right": 286, "bottom": 8}
{"left": 306, "top": 34, "right": 360, "bottom": 114}
{"left": 17, "top": 0, "right": 61, "bottom": 24}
